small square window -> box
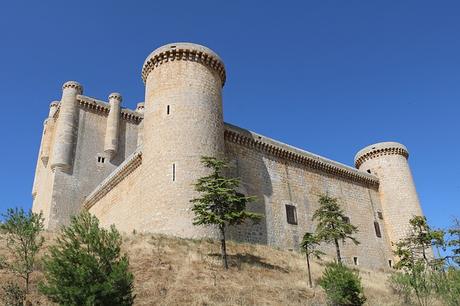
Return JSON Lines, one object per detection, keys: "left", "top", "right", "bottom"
{"left": 377, "top": 211, "right": 383, "bottom": 220}
{"left": 342, "top": 216, "right": 350, "bottom": 224}
{"left": 285, "top": 205, "right": 297, "bottom": 225}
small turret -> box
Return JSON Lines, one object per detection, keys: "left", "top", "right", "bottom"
{"left": 355, "top": 142, "right": 423, "bottom": 245}
{"left": 51, "top": 81, "right": 83, "bottom": 171}
{"left": 40, "top": 101, "right": 60, "bottom": 164}
{"left": 135, "top": 102, "right": 145, "bottom": 148}
{"left": 104, "top": 93, "right": 122, "bottom": 160}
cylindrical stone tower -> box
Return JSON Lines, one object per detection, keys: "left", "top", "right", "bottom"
{"left": 140, "top": 42, "right": 226, "bottom": 237}
{"left": 355, "top": 142, "right": 423, "bottom": 245}
{"left": 51, "top": 81, "right": 83, "bottom": 171}
{"left": 104, "top": 93, "right": 122, "bottom": 159}
{"left": 40, "top": 101, "right": 59, "bottom": 164}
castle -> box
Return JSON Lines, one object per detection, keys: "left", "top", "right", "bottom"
{"left": 32, "top": 42, "right": 425, "bottom": 271}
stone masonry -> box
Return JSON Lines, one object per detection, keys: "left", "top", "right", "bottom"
{"left": 31, "top": 42, "right": 426, "bottom": 271}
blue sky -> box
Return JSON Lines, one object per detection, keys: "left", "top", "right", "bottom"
{"left": 0, "top": 1, "right": 458, "bottom": 231}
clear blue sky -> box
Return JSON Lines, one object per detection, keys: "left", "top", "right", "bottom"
{"left": 0, "top": 1, "right": 458, "bottom": 230}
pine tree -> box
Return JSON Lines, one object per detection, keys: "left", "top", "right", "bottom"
{"left": 191, "top": 156, "right": 262, "bottom": 269}
{"left": 0, "top": 208, "right": 44, "bottom": 296}
{"left": 312, "top": 195, "right": 359, "bottom": 264}
{"left": 39, "top": 212, "right": 135, "bottom": 305}
{"left": 300, "top": 232, "right": 324, "bottom": 288}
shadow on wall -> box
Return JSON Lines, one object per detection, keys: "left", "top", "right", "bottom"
{"left": 224, "top": 124, "right": 273, "bottom": 246}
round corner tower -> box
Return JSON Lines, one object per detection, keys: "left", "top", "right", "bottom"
{"left": 140, "top": 42, "right": 226, "bottom": 238}
{"left": 354, "top": 142, "right": 423, "bottom": 245}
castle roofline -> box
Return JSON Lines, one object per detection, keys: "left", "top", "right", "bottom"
{"left": 224, "top": 123, "right": 379, "bottom": 187}
{"left": 141, "top": 42, "right": 226, "bottom": 86}
{"left": 53, "top": 95, "right": 143, "bottom": 124}
{"left": 354, "top": 142, "right": 409, "bottom": 168}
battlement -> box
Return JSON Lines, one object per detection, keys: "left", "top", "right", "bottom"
{"left": 141, "top": 42, "right": 226, "bottom": 86}
{"left": 354, "top": 142, "right": 409, "bottom": 168}
{"left": 62, "top": 81, "right": 83, "bottom": 94}
{"left": 225, "top": 123, "right": 379, "bottom": 187}
{"left": 52, "top": 95, "right": 144, "bottom": 124}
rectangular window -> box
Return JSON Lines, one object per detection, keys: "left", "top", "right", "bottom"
{"left": 353, "top": 257, "right": 359, "bottom": 265}
{"left": 285, "top": 205, "right": 297, "bottom": 225}
{"left": 167, "top": 105, "right": 170, "bottom": 115}
{"left": 374, "top": 221, "right": 382, "bottom": 238}
{"left": 388, "top": 260, "right": 393, "bottom": 268}
{"left": 172, "top": 163, "right": 176, "bottom": 181}
{"left": 97, "top": 156, "right": 105, "bottom": 164}
{"left": 377, "top": 211, "right": 383, "bottom": 220}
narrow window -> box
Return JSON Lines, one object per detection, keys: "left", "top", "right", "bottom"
{"left": 342, "top": 216, "right": 350, "bottom": 224}
{"left": 97, "top": 156, "right": 105, "bottom": 164}
{"left": 285, "top": 205, "right": 297, "bottom": 225}
{"left": 172, "top": 163, "right": 176, "bottom": 181}
{"left": 374, "top": 221, "right": 382, "bottom": 238}
{"left": 367, "top": 169, "right": 371, "bottom": 174}
{"left": 353, "top": 257, "right": 359, "bottom": 265}
{"left": 388, "top": 260, "right": 393, "bottom": 268}
{"left": 377, "top": 211, "right": 383, "bottom": 220}
{"left": 167, "top": 105, "right": 170, "bottom": 115}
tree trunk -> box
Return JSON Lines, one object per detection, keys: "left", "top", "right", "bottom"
{"left": 306, "top": 253, "right": 313, "bottom": 288}
{"left": 334, "top": 239, "right": 342, "bottom": 264}
{"left": 220, "top": 225, "right": 229, "bottom": 270}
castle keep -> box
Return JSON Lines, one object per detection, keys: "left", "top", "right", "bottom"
{"left": 32, "top": 43, "right": 425, "bottom": 270}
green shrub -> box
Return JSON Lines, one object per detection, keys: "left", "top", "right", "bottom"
{"left": 1, "top": 281, "right": 25, "bottom": 306}
{"left": 319, "top": 263, "right": 366, "bottom": 306}
{"left": 39, "top": 212, "right": 135, "bottom": 305}
{"left": 437, "top": 268, "right": 460, "bottom": 306}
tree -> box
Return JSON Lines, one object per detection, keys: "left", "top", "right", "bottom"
{"left": 300, "top": 232, "right": 324, "bottom": 288}
{"left": 39, "top": 212, "right": 135, "bottom": 305}
{"left": 319, "top": 262, "right": 366, "bottom": 306}
{"left": 448, "top": 217, "right": 460, "bottom": 266}
{"left": 0, "top": 208, "right": 44, "bottom": 296}
{"left": 392, "top": 216, "right": 444, "bottom": 306}
{"left": 312, "top": 195, "right": 359, "bottom": 264}
{"left": 191, "top": 156, "right": 262, "bottom": 269}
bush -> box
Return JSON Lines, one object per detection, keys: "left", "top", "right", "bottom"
{"left": 38, "top": 212, "right": 135, "bottom": 305}
{"left": 319, "top": 263, "right": 366, "bottom": 306}
{"left": 1, "top": 281, "right": 25, "bottom": 306}
{"left": 437, "top": 268, "right": 460, "bottom": 306}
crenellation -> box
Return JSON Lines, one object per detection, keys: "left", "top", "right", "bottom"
{"left": 31, "top": 42, "right": 426, "bottom": 271}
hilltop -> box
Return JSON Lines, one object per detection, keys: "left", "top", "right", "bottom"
{"left": 0, "top": 232, "right": 399, "bottom": 305}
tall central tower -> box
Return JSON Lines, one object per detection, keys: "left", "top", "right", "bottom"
{"left": 140, "top": 43, "right": 226, "bottom": 237}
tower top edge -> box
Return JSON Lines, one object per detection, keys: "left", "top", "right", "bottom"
{"left": 62, "top": 81, "right": 83, "bottom": 94}
{"left": 141, "top": 42, "right": 226, "bottom": 86}
{"left": 354, "top": 141, "right": 409, "bottom": 168}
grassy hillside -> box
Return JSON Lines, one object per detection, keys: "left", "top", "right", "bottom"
{"left": 1, "top": 232, "right": 401, "bottom": 305}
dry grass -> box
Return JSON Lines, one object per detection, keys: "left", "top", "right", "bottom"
{"left": 0, "top": 231, "right": 404, "bottom": 305}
